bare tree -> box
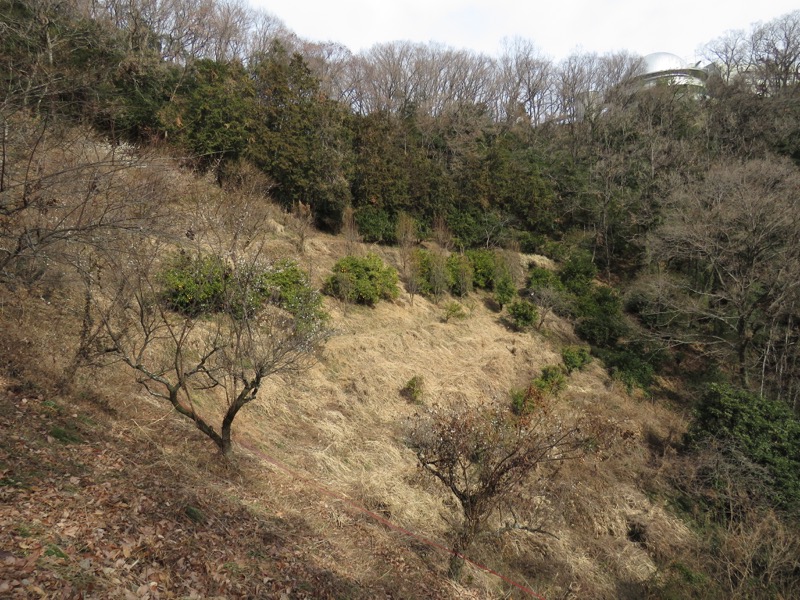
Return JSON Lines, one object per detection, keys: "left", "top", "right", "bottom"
{"left": 0, "top": 111, "right": 166, "bottom": 285}
{"left": 407, "top": 402, "right": 583, "bottom": 579}
{"left": 89, "top": 233, "right": 328, "bottom": 455}
{"left": 749, "top": 10, "right": 800, "bottom": 95}
{"left": 395, "top": 212, "right": 418, "bottom": 280}
{"left": 703, "top": 29, "right": 750, "bottom": 84}
{"left": 498, "top": 38, "right": 556, "bottom": 125}
{"left": 645, "top": 158, "right": 800, "bottom": 388}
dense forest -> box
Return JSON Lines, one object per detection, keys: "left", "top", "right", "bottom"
{"left": 2, "top": 1, "right": 800, "bottom": 598}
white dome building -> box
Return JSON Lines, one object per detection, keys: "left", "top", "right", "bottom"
{"left": 636, "top": 52, "right": 708, "bottom": 90}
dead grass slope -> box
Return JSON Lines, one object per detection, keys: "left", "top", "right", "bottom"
{"left": 0, "top": 147, "right": 700, "bottom": 599}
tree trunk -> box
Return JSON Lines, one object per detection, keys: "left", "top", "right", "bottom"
{"left": 220, "top": 393, "right": 252, "bottom": 455}
{"left": 737, "top": 317, "right": 750, "bottom": 388}
{"left": 448, "top": 514, "right": 479, "bottom": 580}
{"left": 169, "top": 388, "right": 224, "bottom": 451}
{"left": 447, "top": 531, "right": 471, "bottom": 580}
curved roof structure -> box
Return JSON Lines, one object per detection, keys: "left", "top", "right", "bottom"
{"left": 635, "top": 52, "right": 707, "bottom": 91}
{"left": 642, "top": 52, "right": 687, "bottom": 75}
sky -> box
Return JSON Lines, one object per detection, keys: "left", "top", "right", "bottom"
{"left": 249, "top": 0, "right": 798, "bottom": 63}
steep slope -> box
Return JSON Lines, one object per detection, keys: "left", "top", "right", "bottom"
{"left": 0, "top": 144, "right": 699, "bottom": 598}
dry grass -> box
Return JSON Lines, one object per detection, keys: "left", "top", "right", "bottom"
{"left": 0, "top": 128, "right": 708, "bottom": 598}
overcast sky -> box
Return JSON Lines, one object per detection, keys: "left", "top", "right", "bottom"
{"left": 249, "top": 0, "right": 797, "bottom": 63}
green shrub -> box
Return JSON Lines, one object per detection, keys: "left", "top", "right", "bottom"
{"left": 527, "top": 266, "right": 565, "bottom": 292}
{"left": 412, "top": 249, "right": 452, "bottom": 298}
{"left": 447, "top": 253, "right": 474, "bottom": 297}
{"left": 401, "top": 375, "right": 425, "bottom": 404}
{"left": 493, "top": 272, "right": 516, "bottom": 309}
{"left": 558, "top": 250, "right": 597, "bottom": 295}
{"left": 689, "top": 384, "right": 800, "bottom": 511}
{"left": 442, "top": 301, "right": 467, "bottom": 322}
{"left": 509, "top": 388, "right": 531, "bottom": 416}
{"left": 561, "top": 346, "right": 592, "bottom": 374}
{"left": 257, "top": 259, "right": 326, "bottom": 323}
{"left": 574, "top": 286, "right": 629, "bottom": 348}
{"left": 511, "top": 365, "right": 567, "bottom": 415}
{"left": 354, "top": 206, "right": 395, "bottom": 243}
{"left": 507, "top": 299, "right": 538, "bottom": 331}
{"left": 161, "top": 253, "right": 229, "bottom": 316}
{"left": 162, "top": 253, "right": 326, "bottom": 324}
{"left": 465, "top": 249, "right": 497, "bottom": 290}
{"left": 595, "top": 345, "right": 656, "bottom": 392}
{"left": 535, "top": 365, "right": 567, "bottom": 396}
{"left": 324, "top": 254, "right": 399, "bottom": 306}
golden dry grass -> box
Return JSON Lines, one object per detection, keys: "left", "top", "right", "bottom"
{"left": 0, "top": 136, "right": 704, "bottom": 599}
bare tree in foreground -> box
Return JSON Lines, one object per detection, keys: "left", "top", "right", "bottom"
{"left": 88, "top": 228, "right": 328, "bottom": 455}
{"left": 407, "top": 402, "right": 584, "bottom": 579}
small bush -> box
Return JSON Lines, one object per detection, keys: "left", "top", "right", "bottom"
{"left": 574, "top": 286, "right": 629, "bottom": 348}
{"left": 535, "top": 365, "right": 567, "bottom": 396}
{"left": 507, "top": 299, "right": 538, "bottom": 331}
{"left": 161, "top": 253, "right": 229, "bottom": 316}
{"left": 512, "top": 365, "right": 567, "bottom": 415}
{"left": 595, "top": 345, "right": 656, "bottom": 392}
{"left": 493, "top": 272, "right": 516, "bottom": 309}
{"left": 354, "top": 206, "right": 395, "bottom": 243}
{"left": 442, "top": 301, "right": 467, "bottom": 322}
{"left": 447, "top": 253, "right": 474, "bottom": 297}
{"left": 527, "top": 266, "right": 565, "bottom": 292}
{"left": 401, "top": 375, "right": 425, "bottom": 404}
{"left": 558, "top": 250, "right": 597, "bottom": 295}
{"left": 509, "top": 387, "right": 533, "bottom": 416}
{"left": 324, "top": 254, "right": 399, "bottom": 306}
{"left": 412, "top": 249, "right": 452, "bottom": 298}
{"left": 561, "top": 345, "right": 592, "bottom": 374}
{"left": 257, "top": 259, "right": 326, "bottom": 323}
{"left": 161, "top": 253, "right": 325, "bottom": 323}
{"left": 465, "top": 249, "right": 498, "bottom": 290}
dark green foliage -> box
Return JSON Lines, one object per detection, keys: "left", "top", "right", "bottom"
{"left": 324, "top": 254, "right": 399, "bottom": 306}
{"left": 595, "top": 345, "right": 656, "bottom": 392}
{"left": 161, "top": 60, "right": 254, "bottom": 166}
{"left": 689, "top": 384, "right": 800, "bottom": 511}
{"left": 0, "top": 0, "right": 125, "bottom": 122}
{"left": 465, "top": 249, "right": 498, "bottom": 290}
{"left": 561, "top": 346, "right": 592, "bottom": 374}
{"left": 558, "top": 250, "right": 598, "bottom": 295}
{"left": 537, "top": 365, "right": 567, "bottom": 396}
{"left": 527, "top": 266, "right": 565, "bottom": 292}
{"left": 256, "top": 259, "right": 327, "bottom": 324}
{"left": 354, "top": 206, "right": 395, "bottom": 243}
{"left": 574, "top": 286, "right": 629, "bottom": 348}
{"left": 412, "top": 249, "right": 452, "bottom": 298}
{"left": 493, "top": 272, "right": 516, "bottom": 309}
{"left": 447, "top": 254, "right": 474, "bottom": 297}
{"left": 507, "top": 300, "right": 538, "bottom": 331}
{"left": 247, "top": 43, "right": 353, "bottom": 231}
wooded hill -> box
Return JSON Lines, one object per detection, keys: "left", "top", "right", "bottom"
{"left": 2, "top": 1, "right": 800, "bottom": 598}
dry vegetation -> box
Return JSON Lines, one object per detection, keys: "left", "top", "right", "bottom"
{"left": 0, "top": 127, "right": 720, "bottom": 600}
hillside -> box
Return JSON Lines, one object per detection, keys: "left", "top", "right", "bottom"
{"left": 1, "top": 160, "right": 700, "bottom": 598}
{"left": 2, "top": 3, "right": 800, "bottom": 596}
